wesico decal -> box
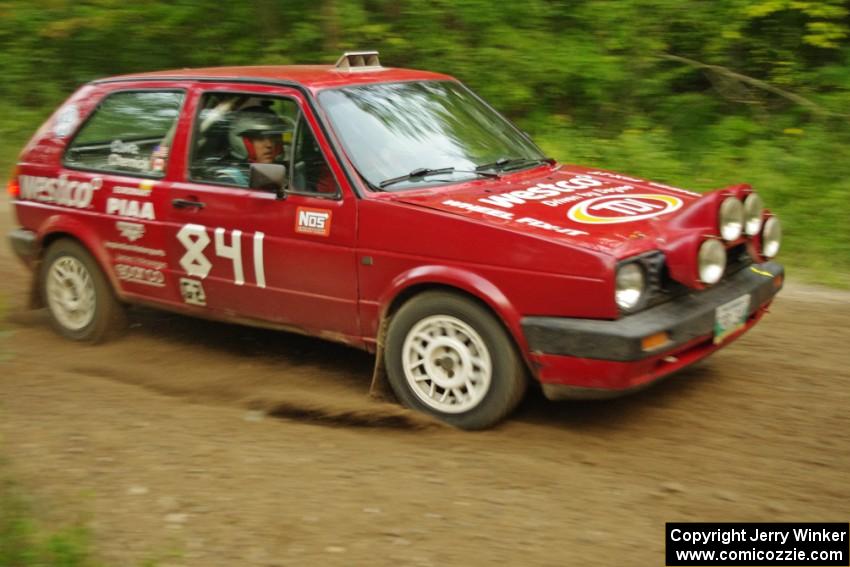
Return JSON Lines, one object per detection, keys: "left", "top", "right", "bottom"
{"left": 477, "top": 175, "right": 604, "bottom": 209}
{"left": 19, "top": 175, "right": 102, "bottom": 208}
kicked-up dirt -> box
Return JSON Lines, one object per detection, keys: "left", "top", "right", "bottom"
{"left": 1, "top": 194, "right": 848, "bottom": 566}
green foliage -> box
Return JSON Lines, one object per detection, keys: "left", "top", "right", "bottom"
{"left": 0, "top": 461, "right": 99, "bottom": 567}
{"left": 0, "top": 0, "right": 847, "bottom": 284}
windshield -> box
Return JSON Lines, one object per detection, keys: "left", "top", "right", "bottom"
{"left": 318, "top": 81, "right": 546, "bottom": 191}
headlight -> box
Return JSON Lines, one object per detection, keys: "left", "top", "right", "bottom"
{"left": 698, "top": 239, "right": 726, "bottom": 285}
{"left": 718, "top": 197, "right": 744, "bottom": 241}
{"left": 762, "top": 216, "right": 781, "bottom": 258}
{"left": 743, "top": 193, "right": 764, "bottom": 236}
{"left": 616, "top": 263, "right": 646, "bottom": 311}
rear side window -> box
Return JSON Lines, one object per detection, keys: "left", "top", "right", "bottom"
{"left": 64, "top": 90, "right": 184, "bottom": 178}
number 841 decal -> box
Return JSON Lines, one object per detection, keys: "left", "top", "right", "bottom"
{"left": 177, "top": 224, "right": 266, "bottom": 287}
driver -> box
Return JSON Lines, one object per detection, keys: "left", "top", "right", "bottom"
{"left": 217, "top": 108, "right": 291, "bottom": 186}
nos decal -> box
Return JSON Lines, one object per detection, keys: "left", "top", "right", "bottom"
{"left": 295, "top": 207, "right": 332, "bottom": 236}
{"left": 568, "top": 194, "right": 683, "bottom": 224}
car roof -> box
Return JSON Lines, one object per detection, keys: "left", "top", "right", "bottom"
{"left": 96, "top": 65, "right": 455, "bottom": 92}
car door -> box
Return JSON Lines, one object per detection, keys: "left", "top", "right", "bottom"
{"left": 163, "top": 85, "right": 360, "bottom": 338}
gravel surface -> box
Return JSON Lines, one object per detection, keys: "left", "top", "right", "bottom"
{"left": 1, "top": 196, "right": 848, "bottom": 566}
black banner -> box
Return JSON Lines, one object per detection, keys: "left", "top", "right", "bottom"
{"left": 666, "top": 523, "right": 849, "bottom": 566}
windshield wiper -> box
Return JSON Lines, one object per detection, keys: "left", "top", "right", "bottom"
{"left": 378, "top": 167, "right": 498, "bottom": 189}
{"left": 475, "top": 157, "right": 554, "bottom": 173}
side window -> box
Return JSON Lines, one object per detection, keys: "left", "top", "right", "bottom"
{"left": 290, "top": 117, "right": 339, "bottom": 196}
{"left": 64, "top": 91, "right": 184, "bottom": 177}
{"left": 189, "top": 93, "right": 297, "bottom": 188}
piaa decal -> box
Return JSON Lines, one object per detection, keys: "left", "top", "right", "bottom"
{"left": 106, "top": 197, "right": 155, "bottom": 220}
{"left": 567, "top": 194, "right": 683, "bottom": 224}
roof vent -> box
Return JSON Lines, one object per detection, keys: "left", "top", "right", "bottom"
{"left": 334, "top": 51, "right": 382, "bottom": 71}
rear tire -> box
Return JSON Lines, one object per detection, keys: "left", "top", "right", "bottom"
{"left": 385, "top": 291, "right": 527, "bottom": 429}
{"left": 40, "top": 239, "right": 126, "bottom": 343}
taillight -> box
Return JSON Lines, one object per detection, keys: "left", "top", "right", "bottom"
{"left": 6, "top": 167, "right": 20, "bottom": 198}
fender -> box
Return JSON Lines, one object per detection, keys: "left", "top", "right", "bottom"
{"left": 368, "top": 264, "right": 535, "bottom": 400}
{"left": 378, "top": 264, "right": 529, "bottom": 353}
{"left": 36, "top": 213, "right": 123, "bottom": 298}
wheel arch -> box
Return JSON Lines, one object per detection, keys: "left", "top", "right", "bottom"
{"left": 368, "top": 266, "right": 534, "bottom": 400}
{"left": 34, "top": 216, "right": 123, "bottom": 305}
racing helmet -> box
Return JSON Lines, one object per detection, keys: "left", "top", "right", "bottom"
{"left": 227, "top": 109, "right": 290, "bottom": 161}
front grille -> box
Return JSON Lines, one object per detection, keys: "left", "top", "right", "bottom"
{"left": 724, "top": 243, "right": 752, "bottom": 276}
{"left": 638, "top": 244, "right": 753, "bottom": 312}
{"left": 626, "top": 251, "right": 686, "bottom": 310}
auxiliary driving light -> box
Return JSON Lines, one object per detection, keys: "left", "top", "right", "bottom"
{"left": 698, "top": 239, "right": 726, "bottom": 285}
{"left": 743, "top": 193, "right": 764, "bottom": 236}
{"left": 762, "top": 216, "right": 782, "bottom": 258}
{"left": 718, "top": 197, "right": 744, "bottom": 241}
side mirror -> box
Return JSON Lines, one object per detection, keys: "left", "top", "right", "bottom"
{"left": 249, "top": 163, "right": 287, "bottom": 200}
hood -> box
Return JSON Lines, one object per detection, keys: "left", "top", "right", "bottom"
{"left": 391, "top": 165, "right": 705, "bottom": 257}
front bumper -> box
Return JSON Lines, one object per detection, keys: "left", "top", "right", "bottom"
{"left": 522, "top": 262, "right": 784, "bottom": 399}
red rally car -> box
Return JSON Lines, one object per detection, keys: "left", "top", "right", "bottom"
{"left": 8, "top": 52, "right": 783, "bottom": 429}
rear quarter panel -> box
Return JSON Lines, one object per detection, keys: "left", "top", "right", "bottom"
{"left": 13, "top": 81, "right": 193, "bottom": 304}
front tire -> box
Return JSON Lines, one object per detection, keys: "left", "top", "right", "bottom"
{"left": 385, "top": 291, "right": 527, "bottom": 429}
{"left": 40, "top": 239, "right": 126, "bottom": 343}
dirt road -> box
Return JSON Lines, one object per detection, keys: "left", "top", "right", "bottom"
{"left": 1, "top": 195, "right": 848, "bottom": 566}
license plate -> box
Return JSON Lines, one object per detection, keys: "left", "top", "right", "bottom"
{"left": 714, "top": 294, "right": 751, "bottom": 344}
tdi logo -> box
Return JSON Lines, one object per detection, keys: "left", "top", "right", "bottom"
{"left": 295, "top": 207, "right": 332, "bottom": 236}
{"left": 568, "top": 194, "right": 683, "bottom": 224}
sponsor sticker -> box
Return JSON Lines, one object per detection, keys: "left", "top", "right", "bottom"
{"left": 113, "top": 180, "right": 155, "bottom": 197}
{"left": 104, "top": 241, "right": 166, "bottom": 257}
{"left": 648, "top": 181, "right": 700, "bottom": 197}
{"left": 114, "top": 255, "right": 167, "bottom": 270}
{"left": 106, "top": 197, "right": 155, "bottom": 220}
{"left": 588, "top": 170, "right": 643, "bottom": 183}
{"left": 180, "top": 277, "right": 207, "bottom": 306}
{"left": 478, "top": 174, "right": 604, "bottom": 209}
{"left": 750, "top": 266, "right": 773, "bottom": 278}
{"left": 110, "top": 139, "right": 140, "bottom": 155}
{"left": 567, "top": 194, "right": 683, "bottom": 224}
{"left": 150, "top": 145, "right": 169, "bottom": 173}
{"left": 442, "top": 199, "right": 514, "bottom": 220}
{"left": 295, "top": 207, "right": 332, "bottom": 236}
{"left": 516, "top": 217, "right": 588, "bottom": 236}
{"left": 19, "top": 174, "right": 102, "bottom": 209}
{"left": 116, "top": 264, "right": 165, "bottom": 288}
{"left": 108, "top": 153, "right": 150, "bottom": 171}
{"left": 116, "top": 221, "right": 145, "bottom": 242}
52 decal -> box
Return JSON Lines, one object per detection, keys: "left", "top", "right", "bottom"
{"left": 177, "top": 224, "right": 266, "bottom": 288}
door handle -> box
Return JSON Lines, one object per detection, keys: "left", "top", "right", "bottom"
{"left": 172, "top": 198, "right": 205, "bottom": 210}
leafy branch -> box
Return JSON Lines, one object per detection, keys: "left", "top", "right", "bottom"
{"left": 658, "top": 53, "right": 849, "bottom": 119}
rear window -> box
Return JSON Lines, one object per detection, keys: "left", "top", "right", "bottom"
{"left": 64, "top": 90, "right": 184, "bottom": 178}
